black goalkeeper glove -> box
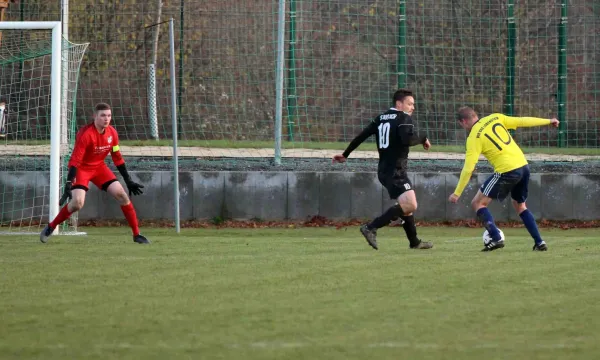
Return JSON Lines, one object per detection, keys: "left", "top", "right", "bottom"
{"left": 59, "top": 167, "right": 77, "bottom": 206}
{"left": 125, "top": 179, "right": 144, "bottom": 196}
{"left": 117, "top": 163, "right": 144, "bottom": 196}
{"left": 59, "top": 181, "right": 73, "bottom": 206}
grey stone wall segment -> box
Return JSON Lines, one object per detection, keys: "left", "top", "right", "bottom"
{"left": 1, "top": 171, "right": 597, "bottom": 222}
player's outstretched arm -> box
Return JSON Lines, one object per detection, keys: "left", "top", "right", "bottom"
{"left": 117, "top": 163, "right": 144, "bottom": 196}
{"left": 449, "top": 137, "right": 481, "bottom": 203}
{"left": 332, "top": 122, "right": 377, "bottom": 163}
{"left": 503, "top": 115, "right": 559, "bottom": 129}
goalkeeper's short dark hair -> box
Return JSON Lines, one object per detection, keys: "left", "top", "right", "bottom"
{"left": 392, "top": 88, "right": 414, "bottom": 105}
{"left": 94, "top": 102, "right": 111, "bottom": 113}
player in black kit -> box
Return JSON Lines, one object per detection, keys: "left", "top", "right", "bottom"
{"left": 332, "top": 89, "right": 433, "bottom": 250}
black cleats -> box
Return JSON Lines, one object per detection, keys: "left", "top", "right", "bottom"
{"left": 359, "top": 224, "right": 378, "bottom": 250}
{"left": 133, "top": 234, "right": 150, "bottom": 244}
{"left": 533, "top": 242, "right": 548, "bottom": 251}
{"left": 359, "top": 226, "right": 433, "bottom": 251}
{"left": 40, "top": 225, "right": 54, "bottom": 243}
{"left": 482, "top": 240, "right": 505, "bottom": 252}
{"left": 410, "top": 240, "right": 433, "bottom": 249}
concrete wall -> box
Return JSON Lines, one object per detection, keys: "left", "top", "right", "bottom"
{"left": 1, "top": 171, "right": 600, "bottom": 222}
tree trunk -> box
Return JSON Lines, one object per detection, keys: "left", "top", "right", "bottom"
{"left": 152, "top": 0, "right": 163, "bottom": 66}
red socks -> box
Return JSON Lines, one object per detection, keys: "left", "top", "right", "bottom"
{"left": 51, "top": 203, "right": 140, "bottom": 236}
{"left": 49, "top": 205, "right": 73, "bottom": 229}
{"left": 121, "top": 202, "right": 140, "bottom": 236}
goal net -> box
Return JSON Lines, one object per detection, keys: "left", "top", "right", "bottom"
{"left": 0, "top": 22, "right": 88, "bottom": 234}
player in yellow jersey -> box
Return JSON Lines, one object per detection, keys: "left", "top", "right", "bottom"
{"left": 448, "top": 107, "right": 559, "bottom": 252}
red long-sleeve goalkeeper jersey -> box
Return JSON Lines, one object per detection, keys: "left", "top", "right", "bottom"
{"left": 67, "top": 123, "right": 125, "bottom": 170}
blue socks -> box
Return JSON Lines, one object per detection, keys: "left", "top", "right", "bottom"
{"left": 476, "top": 208, "right": 502, "bottom": 241}
{"left": 476, "top": 207, "right": 543, "bottom": 245}
{"left": 519, "top": 209, "right": 543, "bottom": 245}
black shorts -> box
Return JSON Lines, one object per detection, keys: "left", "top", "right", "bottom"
{"left": 378, "top": 172, "right": 413, "bottom": 200}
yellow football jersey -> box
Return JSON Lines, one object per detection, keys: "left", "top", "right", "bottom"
{"left": 453, "top": 113, "right": 551, "bottom": 196}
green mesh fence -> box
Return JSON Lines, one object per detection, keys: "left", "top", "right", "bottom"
{"left": 0, "top": 1, "right": 597, "bottom": 233}
{"left": 3, "top": 0, "right": 599, "bottom": 167}
{"left": 0, "top": 28, "right": 88, "bottom": 232}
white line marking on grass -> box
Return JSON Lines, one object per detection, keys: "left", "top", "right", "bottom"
{"left": 240, "top": 342, "right": 441, "bottom": 349}
{"left": 93, "top": 342, "right": 207, "bottom": 350}
{"left": 445, "top": 237, "right": 481, "bottom": 243}
{"left": 367, "top": 342, "right": 409, "bottom": 348}
{"left": 444, "top": 235, "right": 596, "bottom": 243}
{"left": 542, "top": 236, "right": 598, "bottom": 242}
{"left": 94, "top": 343, "right": 147, "bottom": 349}
{"left": 249, "top": 342, "right": 307, "bottom": 348}
{"left": 474, "top": 343, "right": 499, "bottom": 349}
{"left": 368, "top": 342, "right": 440, "bottom": 349}
{"left": 40, "top": 341, "right": 584, "bottom": 351}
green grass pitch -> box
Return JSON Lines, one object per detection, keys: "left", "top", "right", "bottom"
{"left": 1, "top": 227, "right": 599, "bottom": 360}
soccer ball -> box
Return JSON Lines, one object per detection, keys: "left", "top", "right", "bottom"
{"left": 482, "top": 229, "right": 505, "bottom": 246}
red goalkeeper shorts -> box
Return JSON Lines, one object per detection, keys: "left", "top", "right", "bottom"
{"left": 72, "top": 164, "right": 118, "bottom": 192}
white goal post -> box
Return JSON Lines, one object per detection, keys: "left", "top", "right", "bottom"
{"left": 0, "top": 22, "right": 62, "bottom": 232}
{"left": 0, "top": 21, "right": 88, "bottom": 235}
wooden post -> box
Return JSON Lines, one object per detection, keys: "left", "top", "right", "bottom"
{"left": 0, "top": 0, "right": 14, "bottom": 48}
{"left": 0, "top": 0, "right": 10, "bottom": 20}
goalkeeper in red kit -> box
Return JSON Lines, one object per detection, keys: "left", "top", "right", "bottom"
{"left": 40, "top": 103, "right": 150, "bottom": 244}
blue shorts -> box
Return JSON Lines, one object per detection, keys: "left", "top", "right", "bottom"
{"left": 480, "top": 165, "right": 530, "bottom": 203}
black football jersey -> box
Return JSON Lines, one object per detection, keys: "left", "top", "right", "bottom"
{"left": 342, "top": 108, "right": 427, "bottom": 177}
